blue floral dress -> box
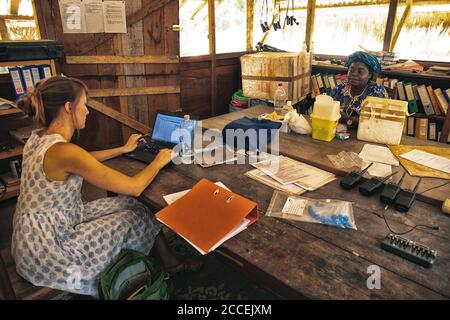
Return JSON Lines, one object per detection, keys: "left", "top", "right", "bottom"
{"left": 331, "top": 80, "right": 388, "bottom": 118}
{"left": 11, "top": 130, "right": 161, "bottom": 296}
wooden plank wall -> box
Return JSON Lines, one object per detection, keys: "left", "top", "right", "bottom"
{"left": 181, "top": 56, "right": 242, "bottom": 119}
{"left": 33, "top": 1, "right": 242, "bottom": 150}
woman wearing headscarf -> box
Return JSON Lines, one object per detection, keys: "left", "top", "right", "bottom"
{"left": 331, "top": 51, "right": 388, "bottom": 127}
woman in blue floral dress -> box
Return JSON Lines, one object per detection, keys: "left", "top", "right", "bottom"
{"left": 331, "top": 51, "right": 388, "bottom": 127}
{"left": 12, "top": 76, "right": 201, "bottom": 297}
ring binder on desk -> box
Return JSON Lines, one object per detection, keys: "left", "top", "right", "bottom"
{"left": 155, "top": 178, "right": 259, "bottom": 255}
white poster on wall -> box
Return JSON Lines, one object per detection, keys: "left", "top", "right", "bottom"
{"left": 84, "top": 0, "right": 104, "bottom": 33}
{"left": 103, "top": 1, "right": 127, "bottom": 34}
{"left": 59, "top": 0, "right": 86, "bottom": 33}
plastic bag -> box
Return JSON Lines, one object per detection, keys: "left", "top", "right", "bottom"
{"left": 266, "top": 191, "right": 357, "bottom": 229}
{"left": 284, "top": 110, "right": 312, "bottom": 134}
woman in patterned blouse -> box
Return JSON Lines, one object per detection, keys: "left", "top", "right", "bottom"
{"left": 331, "top": 51, "right": 388, "bottom": 127}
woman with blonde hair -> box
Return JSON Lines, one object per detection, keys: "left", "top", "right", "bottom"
{"left": 12, "top": 75, "right": 201, "bottom": 297}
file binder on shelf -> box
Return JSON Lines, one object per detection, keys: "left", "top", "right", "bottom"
{"left": 30, "top": 65, "right": 42, "bottom": 86}
{"left": 39, "top": 64, "right": 53, "bottom": 79}
{"left": 426, "top": 86, "right": 441, "bottom": 116}
{"left": 8, "top": 67, "right": 26, "bottom": 98}
{"left": 417, "top": 85, "right": 435, "bottom": 116}
{"left": 155, "top": 178, "right": 259, "bottom": 255}
{"left": 21, "top": 66, "right": 35, "bottom": 92}
{"left": 404, "top": 83, "right": 419, "bottom": 113}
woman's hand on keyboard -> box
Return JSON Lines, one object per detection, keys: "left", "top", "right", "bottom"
{"left": 122, "top": 134, "right": 145, "bottom": 153}
{"left": 154, "top": 149, "right": 173, "bottom": 169}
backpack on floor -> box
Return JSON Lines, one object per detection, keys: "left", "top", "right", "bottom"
{"left": 98, "top": 249, "right": 169, "bottom": 300}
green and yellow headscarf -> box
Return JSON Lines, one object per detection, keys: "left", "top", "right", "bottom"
{"left": 346, "top": 51, "right": 381, "bottom": 74}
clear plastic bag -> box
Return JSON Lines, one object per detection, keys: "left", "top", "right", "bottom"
{"left": 266, "top": 191, "right": 357, "bottom": 229}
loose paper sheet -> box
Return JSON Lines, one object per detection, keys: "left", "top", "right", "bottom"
{"left": 59, "top": 0, "right": 86, "bottom": 33}
{"left": 103, "top": 0, "right": 127, "bottom": 33}
{"left": 282, "top": 197, "right": 307, "bottom": 216}
{"left": 84, "top": 0, "right": 104, "bottom": 33}
{"left": 252, "top": 156, "right": 315, "bottom": 185}
{"left": 359, "top": 144, "right": 399, "bottom": 166}
{"left": 400, "top": 149, "right": 450, "bottom": 174}
{"left": 362, "top": 161, "right": 393, "bottom": 177}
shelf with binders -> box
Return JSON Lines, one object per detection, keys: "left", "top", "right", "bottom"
{"left": 311, "top": 63, "right": 450, "bottom": 144}
{"left": 0, "top": 58, "right": 57, "bottom": 202}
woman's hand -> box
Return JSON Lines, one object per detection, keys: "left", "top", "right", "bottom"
{"left": 122, "top": 134, "right": 145, "bottom": 153}
{"left": 154, "top": 149, "right": 173, "bottom": 169}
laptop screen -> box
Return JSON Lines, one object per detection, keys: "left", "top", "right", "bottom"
{"left": 151, "top": 113, "right": 197, "bottom": 144}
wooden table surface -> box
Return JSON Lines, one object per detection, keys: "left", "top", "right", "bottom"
{"left": 106, "top": 106, "right": 450, "bottom": 300}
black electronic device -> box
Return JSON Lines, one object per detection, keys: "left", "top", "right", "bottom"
{"left": 359, "top": 172, "right": 397, "bottom": 196}
{"left": 380, "top": 172, "right": 407, "bottom": 205}
{"left": 394, "top": 178, "right": 422, "bottom": 213}
{"left": 339, "top": 163, "right": 373, "bottom": 190}
{"left": 381, "top": 233, "right": 437, "bottom": 268}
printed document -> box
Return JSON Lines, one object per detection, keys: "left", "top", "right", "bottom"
{"left": 400, "top": 149, "right": 450, "bottom": 174}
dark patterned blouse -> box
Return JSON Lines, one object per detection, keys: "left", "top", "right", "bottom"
{"left": 331, "top": 80, "right": 388, "bottom": 117}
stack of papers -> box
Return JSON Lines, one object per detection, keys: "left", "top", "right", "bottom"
{"left": 246, "top": 155, "right": 336, "bottom": 194}
{"left": 0, "top": 97, "right": 16, "bottom": 110}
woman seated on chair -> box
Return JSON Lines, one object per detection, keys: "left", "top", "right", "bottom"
{"left": 331, "top": 51, "right": 388, "bottom": 127}
{"left": 12, "top": 75, "right": 201, "bottom": 297}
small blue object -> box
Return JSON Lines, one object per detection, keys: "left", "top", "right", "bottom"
{"left": 307, "top": 206, "right": 353, "bottom": 229}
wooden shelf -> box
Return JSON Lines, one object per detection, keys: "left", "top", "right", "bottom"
{"left": 0, "top": 108, "right": 22, "bottom": 117}
{"left": 0, "top": 145, "right": 23, "bottom": 160}
{"left": 312, "top": 63, "right": 450, "bottom": 81}
{"left": 0, "top": 188, "right": 19, "bottom": 202}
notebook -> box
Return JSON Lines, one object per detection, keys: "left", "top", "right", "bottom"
{"left": 124, "top": 111, "right": 198, "bottom": 164}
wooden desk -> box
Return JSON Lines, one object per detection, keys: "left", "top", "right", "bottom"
{"left": 106, "top": 106, "right": 450, "bottom": 299}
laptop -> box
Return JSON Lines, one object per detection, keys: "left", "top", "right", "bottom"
{"left": 124, "top": 111, "right": 198, "bottom": 165}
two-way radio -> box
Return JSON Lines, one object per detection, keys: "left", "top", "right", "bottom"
{"left": 359, "top": 172, "right": 398, "bottom": 196}
{"left": 380, "top": 172, "right": 407, "bottom": 205}
{"left": 394, "top": 178, "right": 422, "bottom": 213}
{"left": 340, "top": 163, "right": 374, "bottom": 190}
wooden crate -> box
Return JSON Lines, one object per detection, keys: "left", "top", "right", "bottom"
{"left": 240, "top": 51, "right": 311, "bottom": 104}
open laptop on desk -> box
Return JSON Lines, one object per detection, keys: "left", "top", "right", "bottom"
{"left": 124, "top": 110, "right": 198, "bottom": 165}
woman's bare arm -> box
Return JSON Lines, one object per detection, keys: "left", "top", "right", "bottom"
{"left": 89, "top": 134, "right": 144, "bottom": 162}
{"left": 44, "top": 142, "right": 172, "bottom": 197}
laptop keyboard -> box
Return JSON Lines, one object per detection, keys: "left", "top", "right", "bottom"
{"left": 141, "top": 143, "right": 161, "bottom": 155}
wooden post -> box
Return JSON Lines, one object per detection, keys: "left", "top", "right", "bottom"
{"left": 305, "top": 0, "right": 316, "bottom": 52}
{"left": 247, "top": 0, "right": 254, "bottom": 52}
{"left": 208, "top": 0, "right": 217, "bottom": 116}
{"left": 10, "top": 0, "right": 20, "bottom": 15}
{"left": 390, "top": 0, "right": 413, "bottom": 51}
{"left": 383, "top": 0, "right": 398, "bottom": 52}
{"left": 114, "top": 35, "right": 133, "bottom": 144}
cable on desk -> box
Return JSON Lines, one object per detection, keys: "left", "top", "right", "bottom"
{"left": 419, "top": 181, "right": 450, "bottom": 194}
{"left": 373, "top": 208, "right": 439, "bottom": 236}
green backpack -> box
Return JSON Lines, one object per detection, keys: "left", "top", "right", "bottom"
{"left": 98, "top": 249, "right": 169, "bottom": 300}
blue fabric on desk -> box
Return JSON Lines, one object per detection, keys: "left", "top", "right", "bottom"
{"left": 222, "top": 117, "right": 282, "bottom": 151}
